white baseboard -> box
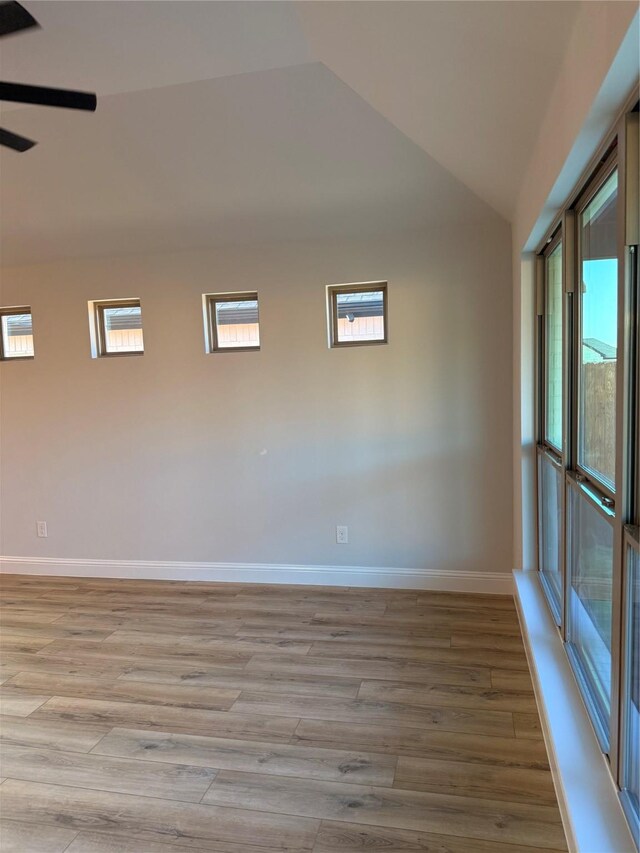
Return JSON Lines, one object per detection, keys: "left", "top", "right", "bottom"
{"left": 0, "top": 555, "right": 512, "bottom": 594}
{"left": 513, "top": 569, "right": 636, "bottom": 853}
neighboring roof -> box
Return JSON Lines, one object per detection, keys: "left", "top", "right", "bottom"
{"left": 336, "top": 291, "right": 384, "bottom": 319}
{"left": 2, "top": 313, "right": 32, "bottom": 336}
{"left": 216, "top": 301, "right": 259, "bottom": 326}
{"left": 583, "top": 338, "right": 617, "bottom": 360}
{"left": 104, "top": 306, "right": 142, "bottom": 331}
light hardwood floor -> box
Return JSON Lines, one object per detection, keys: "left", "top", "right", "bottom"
{"left": 0, "top": 574, "right": 566, "bottom": 853}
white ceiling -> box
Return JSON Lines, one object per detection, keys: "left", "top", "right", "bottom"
{"left": 297, "top": 1, "right": 585, "bottom": 220}
{"left": 0, "top": 1, "right": 312, "bottom": 96}
{"left": 2, "top": 63, "right": 491, "bottom": 265}
{"left": 0, "top": 0, "right": 612, "bottom": 265}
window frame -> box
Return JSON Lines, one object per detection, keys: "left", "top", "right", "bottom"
{"left": 537, "top": 445, "right": 564, "bottom": 625}
{"left": 327, "top": 281, "right": 388, "bottom": 349}
{"left": 569, "top": 141, "right": 627, "bottom": 768}
{"left": 536, "top": 224, "right": 566, "bottom": 627}
{"left": 92, "top": 298, "right": 144, "bottom": 358}
{"left": 618, "top": 158, "right": 639, "bottom": 831}
{"left": 0, "top": 306, "right": 34, "bottom": 361}
{"left": 573, "top": 148, "right": 619, "bottom": 502}
{"left": 565, "top": 471, "right": 616, "bottom": 751}
{"left": 204, "top": 292, "right": 260, "bottom": 354}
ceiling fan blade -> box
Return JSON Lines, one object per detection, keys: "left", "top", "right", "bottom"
{"left": 0, "top": 1, "right": 38, "bottom": 37}
{"left": 0, "top": 81, "right": 96, "bottom": 111}
{"left": 0, "top": 127, "right": 36, "bottom": 151}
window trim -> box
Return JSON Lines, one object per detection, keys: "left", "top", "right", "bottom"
{"left": 327, "top": 281, "right": 388, "bottom": 349}
{"left": 0, "top": 305, "right": 34, "bottom": 361}
{"left": 204, "top": 292, "right": 260, "bottom": 354}
{"left": 92, "top": 299, "right": 144, "bottom": 358}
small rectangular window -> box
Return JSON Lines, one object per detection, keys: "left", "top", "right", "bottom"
{"left": 204, "top": 293, "right": 260, "bottom": 352}
{"left": 91, "top": 299, "right": 144, "bottom": 357}
{"left": 0, "top": 307, "right": 34, "bottom": 360}
{"left": 328, "top": 282, "right": 387, "bottom": 347}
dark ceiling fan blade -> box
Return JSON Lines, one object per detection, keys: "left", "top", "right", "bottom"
{"left": 0, "top": 1, "right": 38, "bottom": 37}
{"left": 0, "top": 127, "right": 36, "bottom": 151}
{"left": 0, "top": 81, "right": 96, "bottom": 111}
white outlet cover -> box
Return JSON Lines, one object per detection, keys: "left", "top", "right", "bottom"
{"left": 336, "top": 525, "right": 348, "bottom": 544}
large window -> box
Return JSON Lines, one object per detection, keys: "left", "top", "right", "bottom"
{"left": 621, "top": 231, "right": 639, "bottom": 835}
{"left": 0, "top": 307, "right": 34, "bottom": 360}
{"left": 578, "top": 168, "right": 619, "bottom": 492}
{"left": 535, "top": 108, "right": 639, "bottom": 843}
{"left": 565, "top": 156, "right": 620, "bottom": 751}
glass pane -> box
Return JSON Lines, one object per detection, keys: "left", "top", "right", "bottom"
{"left": 538, "top": 453, "right": 563, "bottom": 622}
{"left": 622, "top": 541, "right": 640, "bottom": 822}
{"left": 336, "top": 290, "right": 385, "bottom": 343}
{"left": 103, "top": 305, "right": 143, "bottom": 353}
{"left": 1, "top": 312, "right": 34, "bottom": 358}
{"left": 579, "top": 170, "right": 618, "bottom": 490}
{"left": 567, "top": 484, "right": 614, "bottom": 738}
{"left": 545, "top": 241, "right": 563, "bottom": 450}
{"left": 215, "top": 299, "right": 260, "bottom": 349}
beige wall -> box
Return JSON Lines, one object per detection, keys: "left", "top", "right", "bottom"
{"left": 0, "top": 226, "right": 512, "bottom": 578}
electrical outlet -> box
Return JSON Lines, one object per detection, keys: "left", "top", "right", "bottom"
{"left": 336, "top": 525, "right": 348, "bottom": 544}
{"left": 36, "top": 521, "right": 48, "bottom": 538}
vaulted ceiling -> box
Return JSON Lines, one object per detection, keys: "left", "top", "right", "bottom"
{"left": 0, "top": 1, "right": 620, "bottom": 265}
{"left": 297, "top": 1, "right": 583, "bottom": 220}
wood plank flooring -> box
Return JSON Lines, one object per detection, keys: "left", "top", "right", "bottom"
{"left": 0, "top": 574, "right": 566, "bottom": 853}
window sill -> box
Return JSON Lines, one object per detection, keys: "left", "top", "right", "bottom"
{"left": 512, "top": 569, "right": 636, "bottom": 853}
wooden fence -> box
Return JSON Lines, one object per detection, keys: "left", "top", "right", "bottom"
{"left": 582, "top": 361, "right": 616, "bottom": 486}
